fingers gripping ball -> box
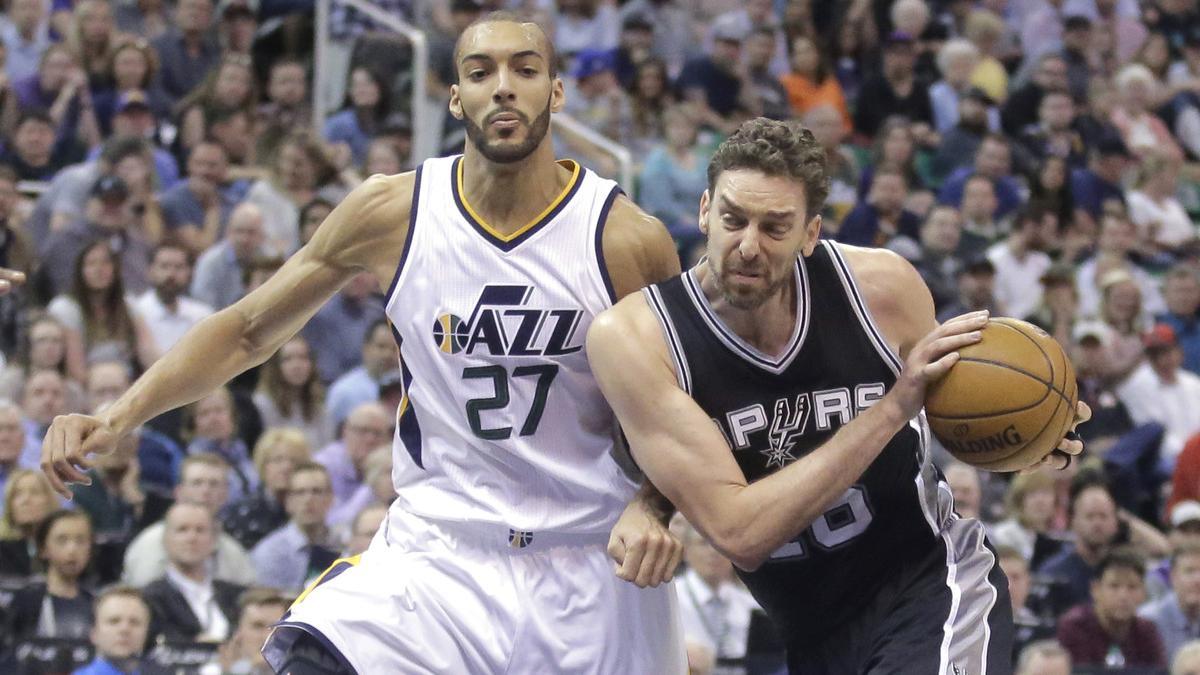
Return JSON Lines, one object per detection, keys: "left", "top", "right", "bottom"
{"left": 924, "top": 318, "right": 1078, "bottom": 472}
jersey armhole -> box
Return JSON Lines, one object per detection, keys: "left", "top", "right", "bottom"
{"left": 643, "top": 285, "right": 692, "bottom": 394}
{"left": 593, "top": 184, "right": 624, "bottom": 305}
{"left": 384, "top": 163, "right": 424, "bottom": 303}
{"left": 823, "top": 241, "right": 905, "bottom": 375}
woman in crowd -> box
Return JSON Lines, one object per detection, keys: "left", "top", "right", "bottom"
{"left": 626, "top": 59, "right": 673, "bottom": 159}
{"left": 1111, "top": 63, "right": 1184, "bottom": 161}
{"left": 3, "top": 510, "right": 95, "bottom": 641}
{"left": 66, "top": 0, "right": 118, "bottom": 88}
{"left": 243, "top": 131, "right": 346, "bottom": 257}
{"left": 638, "top": 106, "right": 711, "bottom": 255}
{"left": 1126, "top": 155, "right": 1196, "bottom": 257}
{"left": 858, "top": 117, "right": 923, "bottom": 197}
{"left": 13, "top": 45, "right": 101, "bottom": 150}
{"left": 0, "top": 470, "right": 56, "bottom": 578}
{"left": 46, "top": 241, "right": 157, "bottom": 372}
{"left": 0, "top": 315, "right": 86, "bottom": 408}
{"left": 779, "top": 36, "right": 851, "bottom": 132}
{"left": 220, "top": 428, "right": 311, "bottom": 550}
{"left": 253, "top": 337, "right": 330, "bottom": 450}
{"left": 183, "top": 386, "right": 259, "bottom": 503}
{"left": 93, "top": 38, "right": 171, "bottom": 132}
{"left": 176, "top": 54, "right": 258, "bottom": 156}
{"left": 988, "top": 471, "right": 1066, "bottom": 570}
{"left": 323, "top": 66, "right": 392, "bottom": 169}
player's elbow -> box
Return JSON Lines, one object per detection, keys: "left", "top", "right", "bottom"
{"left": 705, "top": 520, "right": 772, "bottom": 572}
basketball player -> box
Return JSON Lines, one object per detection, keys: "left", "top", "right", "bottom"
{"left": 589, "top": 118, "right": 1089, "bottom": 674}
{"left": 40, "top": 12, "right": 687, "bottom": 674}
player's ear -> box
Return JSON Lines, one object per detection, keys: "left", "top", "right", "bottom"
{"left": 698, "top": 190, "right": 710, "bottom": 235}
{"left": 448, "top": 85, "right": 464, "bottom": 120}
{"left": 800, "top": 214, "right": 822, "bottom": 256}
{"left": 550, "top": 76, "right": 565, "bottom": 113}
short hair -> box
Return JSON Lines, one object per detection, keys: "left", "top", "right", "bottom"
{"left": 34, "top": 509, "right": 92, "bottom": 557}
{"left": 93, "top": 584, "right": 149, "bottom": 617}
{"left": 288, "top": 460, "right": 330, "bottom": 486}
{"left": 1067, "top": 468, "right": 1111, "bottom": 519}
{"left": 148, "top": 241, "right": 192, "bottom": 266}
{"left": 179, "top": 451, "right": 231, "bottom": 481}
{"left": 269, "top": 56, "right": 307, "bottom": 76}
{"left": 453, "top": 10, "right": 558, "bottom": 82}
{"left": 100, "top": 136, "right": 151, "bottom": 166}
{"left": 237, "top": 586, "right": 292, "bottom": 618}
{"left": 1016, "top": 640, "right": 1070, "bottom": 674}
{"left": 299, "top": 197, "right": 335, "bottom": 224}
{"left": 936, "top": 38, "right": 979, "bottom": 76}
{"left": 15, "top": 108, "right": 54, "bottom": 131}
{"left": 707, "top": 118, "right": 830, "bottom": 220}
{"left": 1166, "top": 263, "right": 1200, "bottom": 286}
{"left": 1093, "top": 546, "right": 1145, "bottom": 581}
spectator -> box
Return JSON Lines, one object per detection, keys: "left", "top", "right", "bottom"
{"left": 676, "top": 21, "right": 749, "bottom": 133}
{"left": 930, "top": 87, "right": 994, "bottom": 181}
{"left": 204, "top": 105, "right": 254, "bottom": 170}
{"left": 857, "top": 117, "right": 923, "bottom": 199}
{"left": 1025, "top": 263, "right": 1079, "bottom": 349}
{"left": 250, "top": 461, "right": 339, "bottom": 592}
{"left": 1, "top": 108, "right": 85, "bottom": 181}
{"left": 962, "top": 9, "right": 1009, "bottom": 105}
{"left": 1070, "top": 135, "right": 1133, "bottom": 230}
{"left": 565, "top": 49, "right": 633, "bottom": 146}
{"left": 1141, "top": 542, "right": 1200, "bottom": 662}
{"left": 21, "top": 368, "right": 68, "bottom": 464}
{"left": 1059, "top": 15, "right": 1094, "bottom": 103}
{"left": 0, "top": 468, "right": 55, "bottom": 577}
{"left": 220, "top": 428, "right": 310, "bottom": 551}
{"left": 143, "top": 502, "right": 243, "bottom": 643}
{"left": 343, "top": 501, "right": 386, "bottom": 557}
{"left": 92, "top": 38, "right": 172, "bottom": 131}
{"left": 1002, "top": 53, "right": 1068, "bottom": 136}
{"left": 674, "top": 518, "right": 763, "bottom": 670}
{"left": 0, "top": 165, "right": 32, "bottom": 347}
{"left": 1148, "top": 502, "right": 1200, "bottom": 600}
{"left": 255, "top": 57, "right": 311, "bottom": 163}
{"left": 938, "top": 134, "right": 1024, "bottom": 219}
{"left": 159, "top": 140, "right": 245, "bottom": 256}
{"left": 132, "top": 243, "right": 213, "bottom": 355}
{"left": 1057, "top": 547, "right": 1166, "bottom": 668}
{"left": 929, "top": 38, "right": 983, "bottom": 134}
{"left": 625, "top": 59, "right": 673, "bottom": 158}
{"left": 3, "top": 510, "right": 94, "bottom": 641}
{"left": 742, "top": 28, "right": 789, "bottom": 122}
{"left": 1092, "top": 0, "right": 1147, "bottom": 65}
{"left": 944, "top": 461, "right": 982, "bottom": 519}
{"left": 957, "top": 174, "right": 1002, "bottom": 258}
{"left": 1116, "top": 324, "right": 1200, "bottom": 468}
{"left": 0, "top": 401, "right": 34, "bottom": 512}
{"left": 0, "top": 316, "right": 86, "bottom": 412}
{"left": 182, "top": 387, "right": 258, "bottom": 503}
{"left": 72, "top": 586, "right": 151, "bottom": 675}
{"left": 906, "top": 205, "right": 963, "bottom": 312}
{"left": 853, "top": 31, "right": 934, "bottom": 139}
{"left": 297, "top": 197, "right": 333, "bottom": 248}
{"left": 1127, "top": 155, "right": 1196, "bottom": 255}
{"left": 215, "top": 0, "right": 257, "bottom": 56}
{"left": 555, "top": 0, "right": 619, "bottom": 59}
{"left": 323, "top": 66, "right": 390, "bottom": 169}
{"left": 1015, "top": 91, "right": 1087, "bottom": 174}
{"left": 1158, "top": 265, "right": 1200, "bottom": 375}
{"left": 1, "top": 0, "right": 52, "bottom": 83}
{"left": 210, "top": 587, "right": 290, "bottom": 675}
{"left": 243, "top": 131, "right": 344, "bottom": 257}
{"left": 253, "top": 337, "right": 329, "bottom": 449}
{"left": 39, "top": 176, "right": 155, "bottom": 298}
{"left": 986, "top": 204, "right": 1056, "bottom": 321}
{"left": 936, "top": 254, "right": 1003, "bottom": 322}
{"left": 328, "top": 445, "right": 391, "bottom": 528}
{"left": 314, "top": 402, "right": 390, "bottom": 513}
{"left": 121, "top": 453, "right": 256, "bottom": 588}
{"left": 779, "top": 36, "right": 850, "bottom": 131}
{"left": 803, "top": 104, "right": 858, "bottom": 230}
{"left": 1040, "top": 481, "right": 1121, "bottom": 611}
{"left": 12, "top": 46, "right": 100, "bottom": 151}
{"left": 635, "top": 106, "right": 708, "bottom": 253}
{"left": 1015, "top": 640, "right": 1072, "bottom": 675}
{"left": 837, "top": 167, "right": 921, "bottom": 248}
{"left": 1075, "top": 215, "right": 1166, "bottom": 321}
{"left": 1000, "top": 546, "right": 1057, "bottom": 658}
{"left": 991, "top": 470, "right": 1068, "bottom": 568}
{"left": 47, "top": 239, "right": 158, "bottom": 371}
{"left": 150, "top": 0, "right": 219, "bottom": 103}
{"left": 1111, "top": 64, "right": 1185, "bottom": 162}
{"left": 176, "top": 54, "right": 257, "bottom": 157}
{"left": 360, "top": 137, "right": 404, "bottom": 179}
{"left": 190, "top": 201, "right": 264, "bottom": 311}
{"left": 300, "top": 270, "right": 384, "bottom": 384}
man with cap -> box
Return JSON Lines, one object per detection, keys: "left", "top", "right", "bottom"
{"left": 564, "top": 48, "right": 632, "bottom": 144}
{"left": 1117, "top": 323, "right": 1200, "bottom": 467}
{"left": 1145, "top": 501, "right": 1200, "bottom": 597}
{"left": 676, "top": 17, "right": 752, "bottom": 133}
{"left": 853, "top": 31, "right": 935, "bottom": 139}
{"left": 38, "top": 174, "right": 153, "bottom": 295}
{"left": 91, "top": 89, "right": 180, "bottom": 188}
{"left": 1140, "top": 535, "right": 1200, "bottom": 662}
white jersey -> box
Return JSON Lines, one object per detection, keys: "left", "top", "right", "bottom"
{"left": 385, "top": 155, "right": 636, "bottom": 534}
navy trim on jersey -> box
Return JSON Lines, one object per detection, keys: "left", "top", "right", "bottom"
{"left": 643, "top": 285, "right": 692, "bottom": 393}
{"left": 679, "top": 257, "right": 810, "bottom": 375}
{"left": 397, "top": 356, "right": 424, "bottom": 470}
{"left": 272, "top": 621, "right": 360, "bottom": 675}
{"left": 450, "top": 156, "right": 585, "bottom": 252}
{"left": 824, "top": 242, "right": 905, "bottom": 374}
{"left": 385, "top": 164, "right": 423, "bottom": 301}
{"left": 594, "top": 185, "right": 624, "bottom": 304}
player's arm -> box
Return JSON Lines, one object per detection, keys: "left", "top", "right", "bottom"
{"left": 588, "top": 261, "right": 988, "bottom": 572}
{"left": 601, "top": 194, "right": 683, "bottom": 298}
{"left": 41, "top": 173, "right": 414, "bottom": 497}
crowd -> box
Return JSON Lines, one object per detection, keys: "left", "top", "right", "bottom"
{"left": 0, "top": 0, "right": 1200, "bottom": 672}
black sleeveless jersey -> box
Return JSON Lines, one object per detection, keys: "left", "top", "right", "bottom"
{"left": 645, "top": 241, "right": 953, "bottom": 644}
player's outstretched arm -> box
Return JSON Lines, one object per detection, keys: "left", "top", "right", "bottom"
{"left": 41, "top": 173, "right": 413, "bottom": 498}
{"left": 588, "top": 274, "right": 988, "bottom": 572}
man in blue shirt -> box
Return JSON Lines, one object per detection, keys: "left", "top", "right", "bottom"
{"left": 325, "top": 319, "right": 398, "bottom": 428}
{"left": 1158, "top": 265, "right": 1200, "bottom": 375}
{"left": 73, "top": 586, "right": 151, "bottom": 675}
{"left": 1070, "top": 135, "right": 1132, "bottom": 227}
{"left": 937, "top": 134, "right": 1024, "bottom": 219}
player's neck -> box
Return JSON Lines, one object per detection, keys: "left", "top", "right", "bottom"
{"left": 696, "top": 264, "right": 799, "bottom": 357}
{"left": 460, "top": 144, "right": 569, "bottom": 237}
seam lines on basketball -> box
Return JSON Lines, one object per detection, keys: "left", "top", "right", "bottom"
{"left": 929, "top": 357, "right": 1052, "bottom": 419}
{"left": 956, "top": 357, "right": 1072, "bottom": 405}
{"left": 988, "top": 320, "right": 1074, "bottom": 404}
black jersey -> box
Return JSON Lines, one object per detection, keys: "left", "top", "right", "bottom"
{"left": 645, "top": 241, "right": 953, "bottom": 646}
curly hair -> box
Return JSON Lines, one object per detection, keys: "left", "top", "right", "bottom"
{"left": 706, "top": 118, "right": 830, "bottom": 219}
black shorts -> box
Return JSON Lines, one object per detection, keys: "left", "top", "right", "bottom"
{"left": 786, "top": 518, "right": 1014, "bottom": 675}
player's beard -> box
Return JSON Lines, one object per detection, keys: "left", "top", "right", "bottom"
{"left": 705, "top": 236, "right": 801, "bottom": 310}
{"left": 464, "top": 97, "right": 552, "bottom": 164}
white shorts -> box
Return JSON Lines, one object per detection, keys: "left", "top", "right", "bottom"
{"left": 263, "top": 505, "right": 686, "bottom": 674}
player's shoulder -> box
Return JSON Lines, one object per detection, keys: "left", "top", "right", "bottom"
{"left": 600, "top": 194, "right": 682, "bottom": 298}
{"left": 832, "top": 242, "right": 934, "bottom": 345}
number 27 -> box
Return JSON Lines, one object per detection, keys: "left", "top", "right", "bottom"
{"left": 463, "top": 364, "right": 559, "bottom": 440}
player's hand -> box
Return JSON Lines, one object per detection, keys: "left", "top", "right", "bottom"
{"left": 608, "top": 496, "right": 683, "bottom": 588}
{"left": 40, "top": 413, "right": 120, "bottom": 499}
{"left": 890, "top": 310, "right": 989, "bottom": 421}
{"left": 1022, "top": 400, "right": 1091, "bottom": 473}
{"left": 0, "top": 267, "right": 25, "bottom": 295}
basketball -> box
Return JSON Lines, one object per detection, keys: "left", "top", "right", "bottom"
{"left": 924, "top": 317, "right": 1078, "bottom": 473}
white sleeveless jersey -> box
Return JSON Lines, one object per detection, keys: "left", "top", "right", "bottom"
{"left": 384, "top": 155, "right": 637, "bottom": 534}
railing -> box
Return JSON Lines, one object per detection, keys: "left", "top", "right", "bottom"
{"left": 312, "top": 0, "right": 433, "bottom": 161}
{"left": 552, "top": 113, "right": 635, "bottom": 194}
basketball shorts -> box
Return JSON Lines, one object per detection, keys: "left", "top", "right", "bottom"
{"left": 262, "top": 505, "right": 687, "bottom": 674}
{"left": 786, "top": 517, "right": 1013, "bottom": 675}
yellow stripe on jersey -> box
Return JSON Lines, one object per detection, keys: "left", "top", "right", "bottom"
{"left": 456, "top": 158, "right": 580, "bottom": 242}
{"left": 291, "top": 554, "right": 362, "bottom": 609}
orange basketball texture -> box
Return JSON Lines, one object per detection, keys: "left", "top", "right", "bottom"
{"left": 924, "top": 318, "right": 1078, "bottom": 472}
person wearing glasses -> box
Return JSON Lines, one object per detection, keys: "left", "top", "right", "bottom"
{"left": 250, "top": 462, "right": 338, "bottom": 593}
